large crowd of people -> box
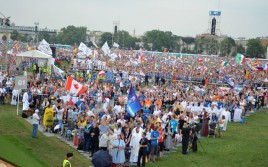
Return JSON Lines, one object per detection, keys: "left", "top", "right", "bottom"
{"left": 0, "top": 46, "right": 268, "bottom": 166}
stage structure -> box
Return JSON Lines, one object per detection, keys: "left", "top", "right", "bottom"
{"left": 112, "top": 21, "right": 120, "bottom": 45}
{"left": 207, "top": 11, "right": 222, "bottom": 36}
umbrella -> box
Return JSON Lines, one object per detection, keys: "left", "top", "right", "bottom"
{"left": 91, "top": 150, "right": 112, "bottom": 167}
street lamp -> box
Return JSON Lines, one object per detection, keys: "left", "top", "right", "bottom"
{"left": 34, "top": 22, "right": 39, "bottom": 46}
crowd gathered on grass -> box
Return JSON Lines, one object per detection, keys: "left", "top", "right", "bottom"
{"left": 0, "top": 46, "right": 268, "bottom": 167}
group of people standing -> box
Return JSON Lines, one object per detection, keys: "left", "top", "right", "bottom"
{"left": 0, "top": 48, "right": 267, "bottom": 167}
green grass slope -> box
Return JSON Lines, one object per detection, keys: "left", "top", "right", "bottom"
{"left": 0, "top": 105, "right": 90, "bottom": 167}
{"left": 147, "top": 109, "right": 268, "bottom": 167}
{"left": 1, "top": 105, "right": 268, "bottom": 167}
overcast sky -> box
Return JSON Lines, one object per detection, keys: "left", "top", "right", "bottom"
{"left": 1, "top": 0, "right": 267, "bottom": 38}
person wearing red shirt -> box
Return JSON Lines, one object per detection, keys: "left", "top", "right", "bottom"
{"left": 157, "top": 124, "right": 164, "bottom": 158}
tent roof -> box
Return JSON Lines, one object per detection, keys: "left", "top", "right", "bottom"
{"left": 16, "top": 50, "right": 52, "bottom": 59}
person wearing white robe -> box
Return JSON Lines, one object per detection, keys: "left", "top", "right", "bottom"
{"left": 108, "top": 129, "right": 118, "bottom": 154}
{"left": 220, "top": 108, "right": 231, "bottom": 131}
{"left": 233, "top": 107, "right": 243, "bottom": 122}
{"left": 22, "top": 91, "right": 29, "bottom": 111}
{"left": 211, "top": 105, "right": 220, "bottom": 117}
{"left": 129, "top": 126, "right": 143, "bottom": 163}
{"left": 11, "top": 89, "right": 19, "bottom": 105}
{"left": 153, "top": 106, "right": 161, "bottom": 116}
{"left": 102, "top": 97, "right": 110, "bottom": 111}
{"left": 113, "top": 103, "right": 122, "bottom": 115}
{"left": 181, "top": 100, "right": 187, "bottom": 111}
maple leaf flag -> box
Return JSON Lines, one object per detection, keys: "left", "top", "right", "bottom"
{"left": 65, "top": 76, "right": 87, "bottom": 95}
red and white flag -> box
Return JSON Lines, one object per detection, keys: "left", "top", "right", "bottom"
{"left": 65, "top": 77, "right": 87, "bottom": 95}
{"left": 98, "top": 71, "right": 105, "bottom": 77}
{"left": 197, "top": 58, "right": 203, "bottom": 63}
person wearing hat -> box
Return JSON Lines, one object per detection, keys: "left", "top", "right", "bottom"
{"left": 63, "top": 153, "right": 73, "bottom": 167}
{"left": 32, "top": 109, "right": 40, "bottom": 138}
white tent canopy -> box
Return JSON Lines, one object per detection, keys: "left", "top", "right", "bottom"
{"left": 16, "top": 50, "right": 52, "bottom": 71}
{"left": 16, "top": 50, "right": 52, "bottom": 59}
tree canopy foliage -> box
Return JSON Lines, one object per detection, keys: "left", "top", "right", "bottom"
{"left": 8, "top": 26, "right": 266, "bottom": 58}
{"left": 246, "top": 39, "right": 265, "bottom": 58}
{"left": 56, "top": 26, "right": 87, "bottom": 45}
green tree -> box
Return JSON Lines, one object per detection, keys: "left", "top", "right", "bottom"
{"left": 100, "top": 32, "right": 113, "bottom": 47}
{"left": 237, "top": 44, "right": 245, "bottom": 54}
{"left": 56, "top": 26, "right": 87, "bottom": 45}
{"left": 116, "top": 30, "right": 139, "bottom": 49}
{"left": 38, "top": 31, "right": 53, "bottom": 43}
{"left": 19, "top": 33, "right": 29, "bottom": 42}
{"left": 168, "top": 35, "right": 181, "bottom": 52}
{"left": 10, "top": 30, "right": 20, "bottom": 40}
{"left": 246, "top": 39, "right": 265, "bottom": 58}
{"left": 181, "top": 37, "right": 195, "bottom": 45}
{"left": 142, "top": 30, "right": 177, "bottom": 51}
{"left": 195, "top": 37, "right": 219, "bottom": 55}
{"left": 220, "top": 37, "right": 236, "bottom": 56}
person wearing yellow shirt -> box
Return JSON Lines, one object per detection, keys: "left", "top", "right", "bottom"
{"left": 88, "top": 73, "right": 92, "bottom": 81}
{"left": 78, "top": 118, "right": 87, "bottom": 129}
{"left": 43, "top": 103, "right": 54, "bottom": 132}
{"left": 62, "top": 153, "right": 73, "bottom": 167}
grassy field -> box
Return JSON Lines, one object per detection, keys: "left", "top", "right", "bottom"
{"left": 0, "top": 105, "right": 268, "bottom": 167}
{"left": 0, "top": 105, "right": 90, "bottom": 167}
{"left": 147, "top": 109, "right": 268, "bottom": 167}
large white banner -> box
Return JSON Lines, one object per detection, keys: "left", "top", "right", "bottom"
{"left": 101, "top": 41, "right": 111, "bottom": 55}
{"left": 38, "top": 39, "right": 52, "bottom": 55}
{"left": 78, "top": 42, "right": 92, "bottom": 56}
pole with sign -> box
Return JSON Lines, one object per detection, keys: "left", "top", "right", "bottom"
{"left": 17, "top": 90, "right": 20, "bottom": 116}
{"left": 14, "top": 76, "right": 27, "bottom": 116}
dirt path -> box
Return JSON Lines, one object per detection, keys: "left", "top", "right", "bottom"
{"left": 0, "top": 159, "right": 15, "bottom": 167}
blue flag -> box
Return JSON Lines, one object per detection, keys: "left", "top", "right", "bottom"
{"left": 126, "top": 85, "right": 142, "bottom": 117}
{"left": 225, "top": 74, "right": 235, "bottom": 89}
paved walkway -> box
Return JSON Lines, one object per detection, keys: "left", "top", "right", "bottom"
{"left": 0, "top": 160, "right": 15, "bottom": 167}
{"left": 25, "top": 116, "right": 205, "bottom": 166}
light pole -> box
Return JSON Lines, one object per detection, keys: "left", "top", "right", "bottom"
{"left": 34, "top": 22, "right": 39, "bottom": 46}
{"left": 122, "top": 31, "right": 125, "bottom": 49}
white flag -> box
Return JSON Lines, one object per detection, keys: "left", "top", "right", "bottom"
{"left": 92, "top": 41, "right": 99, "bottom": 48}
{"left": 53, "top": 64, "right": 64, "bottom": 78}
{"left": 102, "top": 41, "right": 111, "bottom": 55}
{"left": 78, "top": 42, "right": 92, "bottom": 56}
{"left": 7, "top": 49, "right": 13, "bottom": 55}
{"left": 38, "top": 39, "right": 52, "bottom": 55}
{"left": 109, "top": 53, "right": 118, "bottom": 61}
{"left": 113, "top": 42, "right": 119, "bottom": 48}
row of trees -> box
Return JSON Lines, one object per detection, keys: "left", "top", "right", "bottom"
{"left": 9, "top": 26, "right": 267, "bottom": 58}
